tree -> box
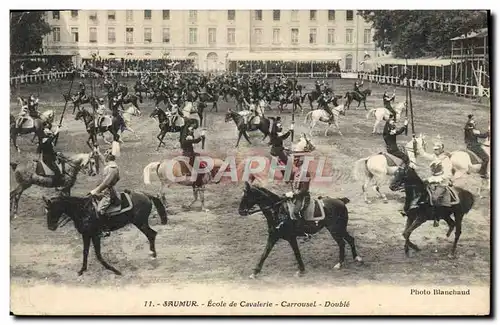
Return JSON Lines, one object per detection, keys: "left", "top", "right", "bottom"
{"left": 10, "top": 11, "right": 52, "bottom": 55}
{"left": 358, "top": 10, "right": 488, "bottom": 58}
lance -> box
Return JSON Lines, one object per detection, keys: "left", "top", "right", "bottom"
{"left": 54, "top": 70, "right": 76, "bottom": 146}
{"left": 291, "top": 103, "right": 295, "bottom": 142}
{"left": 405, "top": 56, "right": 410, "bottom": 136}
{"left": 201, "top": 128, "right": 206, "bottom": 150}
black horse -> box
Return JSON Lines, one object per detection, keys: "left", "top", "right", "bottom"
{"left": 75, "top": 108, "right": 122, "bottom": 149}
{"left": 238, "top": 182, "right": 363, "bottom": 278}
{"left": 150, "top": 107, "right": 197, "bottom": 151}
{"left": 224, "top": 110, "right": 272, "bottom": 147}
{"left": 344, "top": 89, "right": 372, "bottom": 110}
{"left": 43, "top": 190, "right": 168, "bottom": 276}
{"left": 389, "top": 166, "right": 475, "bottom": 258}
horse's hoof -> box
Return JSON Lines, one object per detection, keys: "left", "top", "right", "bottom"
{"left": 448, "top": 253, "right": 457, "bottom": 259}
{"left": 383, "top": 199, "right": 388, "bottom": 204}
{"left": 114, "top": 271, "right": 123, "bottom": 276}
{"left": 202, "top": 208, "right": 210, "bottom": 213}
{"left": 355, "top": 256, "right": 364, "bottom": 264}
{"left": 149, "top": 251, "right": 157, "bottom": 259}
{"left": 77, "top": 269, "right": 86, "bottom": 276}
{"left": 295, "top": 270, "right": 306, "bottom": 277}
{"left": 249, "top": 273, "right": 257, "bottom": 279}
{"left": 13, "top": 214, "right": 18, "bottom": 219}
{"left": 333, "top": 263, "right": 343, "bottom": 270}
{"left": 365, "top": 200, "right": 372, "bottom": 204}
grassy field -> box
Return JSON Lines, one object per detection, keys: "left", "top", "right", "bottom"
{"left": 10, "top": 77, "right": 490, "bottom": 291}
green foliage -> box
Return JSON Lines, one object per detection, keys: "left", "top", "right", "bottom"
{"left": 358, "top": 10, "right": 488, "bottom": 58}
{"left": 10, "top": 11, "right": 52, "bottom": 55}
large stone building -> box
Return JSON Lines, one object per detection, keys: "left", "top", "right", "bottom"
{"left": 42, "top": 9, "right": 379, "bottom": 71}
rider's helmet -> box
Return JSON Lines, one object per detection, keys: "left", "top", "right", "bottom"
{"left": 433, "top": 141, "right": 444, "bottom": 155}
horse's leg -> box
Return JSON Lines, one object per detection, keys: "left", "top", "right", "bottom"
{"left": 235, "top": 130, "right": 243, "bottom": 147}
{"left": 250, "top": 234, "right": 279, "bottom": 279}
{"left": 135, "top": 223, "right": 158, "bottom": 259}
{"left": 287, "top": 237, "right": 306, "bottom": 276}
{"left": 442, "top": 215, "right": 456, "bottom": 238}
{"left": 184, "top": 186, "right": 199, "bottom": 209}
{"left": 334, "top": 118, "right": 343, "bottom": 136}
{"left": 242, "top": 131, "right": 252, "bottom": 145}
{"left": 343, "top": 231, "right": 363, "bottom": 263}
{"left": 402, "top": 215, "right": 426, "bottom": 256}
{"left": 91, "top": 235, "right": 122, "bottom": 275}
{"left": 78, "top": 234, "right": 91, "bottom": 276}
{"left": 156, "top": 130, "right": 167, "bottom": 151}
{"left": 373, "top": 183, "right": 388, "bottom": 203}
{"left": 11, "top": 184, "right": 29, "bottom": 219}
{"left": 31, "top": 132, "right": 37, "bottom": 144}
{"left": 363, "top": 100, "right": 367, "bottom": 110}
{"left": 11, "top": 131, "right": 21, "bottom": 153}
{"left": 199, "top": 186, "right": 208, "bottom": 212}
{"left": 159, "top": 182, "right": 168, "bottom": 207}
{"left": 449, "top": 213, "right": 463, "bottom": 258}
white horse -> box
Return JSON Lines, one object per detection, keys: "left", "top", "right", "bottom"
{"left": 304, "top": 102, "right": 346, "bottom": 137}
{"left": 120, "top": 105, "right": 142, "bottom": 138}
{"left": 365, "top": 101, "right": 407, "bottom": 134}
{"left": 352, "top": 135, "right": 427, "bottom": 203}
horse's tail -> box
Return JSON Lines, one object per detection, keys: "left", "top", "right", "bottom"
{"left": 344, "top": 92, "right": 350, "bottom": 99}
{"left": 304, "top": 111, "right": 313, "bottom": 124}
{"left": 143, "top": 162, "right": 161, "bottom": 185}
{"left": 301, "top": 93, "right": 307, "bottom": 103}
{"left": 339, "top": 197, "right": 350, "bottom": 204}
{"left": 352, "top": 157, "right": 371, "bottom": 181}
{"left": 10, "top": 162, "right": 18, "bottom": 171}
{"left": 145, "top": 193, "right": 168, "bottom": 225}
{"left": 456, "top": 187, "right": 475, "bottom": 215}
{"left": 365, "top": 108, "right": 377, "bottom": 119}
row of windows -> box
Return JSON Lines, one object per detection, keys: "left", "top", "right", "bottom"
{"left": 51, "top": 26, "right": 371, "bottom": 45}
{"left": 52, "top": 9, "right": 354, "bottom": 22}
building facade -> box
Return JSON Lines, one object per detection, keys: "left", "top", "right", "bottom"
{"left": 43, "top": 9, "right": 379, "bottom": 71}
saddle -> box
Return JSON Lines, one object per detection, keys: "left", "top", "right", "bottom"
{"left": 285, "top": 197, "right": 326, "bottom": 223}
{"left": 35, "top": 159, "right": 65, "bottom": 177}
{"left": 96, "top": 115, "right": 113, "bottom": 128}
{"left": 466, "top": 149, "right": 483, "bottom": 165}
{"left": 16, "top": 115, "right": 35, "bottom": 129}
{"left": 379, "top": 146, "right": 407, "bottom": 167}
{"left": 178, "top": 159, "right": 208, "bottom": 177}
{"left": 425, "top": 184, "right": 460, "bottom": 208}
{"left": 103, "top": 192, "right": 133, "bottom": 216}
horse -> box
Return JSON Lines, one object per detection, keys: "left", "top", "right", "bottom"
{"left": 238, "top": 182, "right": 363, "bottom": 278}
{"left": 302, "top": 89, "right": 321, "bottom": 110}
{"left": 113, "top": 92, "right": 142, "bottom": 110}
{"left": 449, "top": 136, "right": 490, "bottom": 198}
{"left": 10, "top": 108, "right": 55, "bottom": 153}
{"left": 198, "top": 91, "right": 220, "bottom": 112}
{"left": 10, "top": 151, "right": 99, "bottom": 219}
{"left": 63, "top": 93, "right": 97, "bottom": 114}
{"left": 180, "top": 101, "right": 204, "bottom": 128}
{"left": 234, "top": 134, "right": 316, "bottom": 187}
{"left": 75, "top": 107, "right": 122, "bottom": 149}
{"left": 365, "top": 101, "right": 408, "bottom": 134}
{"left": 389, "top": 166, "right": 475, "bottom": 258}
{"left": 142, "top": 153, "right": 228, "bottom": 212}
{"left": 352, "top": 135, "right": 427, "bottom": 203}
{"left": 149, "top": 107, "right": 189, "bottom": 151}
{"left": 344, "top": 89, "right": 372, "bottom": 110}
{"left": 224, "top": 109, "right": 272, "bottom": 147}
{"left": 42, "top": 190, "right": 168, "bottom": 276}
{"left": 304, "top": 99, "right": 346, "bottom": 137}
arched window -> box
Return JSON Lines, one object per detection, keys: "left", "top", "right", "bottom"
{"left": 188, "top": 52, "right": 199, "bottom": 69}
{"left": 345, "top": 54, "right": 353, "bottom": 71}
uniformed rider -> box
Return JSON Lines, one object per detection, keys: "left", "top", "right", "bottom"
{"left": 269, "top": 119, "right": 292, "bottom": 165}
{"left": 285, "top": 155, "right": 312, "bottom": 223}
{"left": 180, "top": 125, "right": 206, "bottom": 188}
{"left": 89, "top": 150, "right": 121, "bottom": 238}
{"left": 354, "top": 80, "right": 364, "bottom": 99}
{"left": 38, "top": 127, "right": 64, "bottom": 186}
{"left": 383, "top": 116, "right": 410, "bottom": 166}
{"left": 464, "top": 114, "right": 490, "bottom": 179}
{"left": 383, "top": 88, "right": 397, "bottom": 120}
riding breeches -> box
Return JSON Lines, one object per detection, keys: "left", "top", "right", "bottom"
{"left": 294, "top": 193, "right": 311, "bottom": 218}
{"left": 97, "top": 189, "right": 120, "bottom": 215}
{"left": 467, "top": 144, "right": 489, "bottom": 175}
{"left": 271, "top": 147, "right": 288, "bottom": 165}
{"left": 384, "top": 103, "right": 396, "bottom": 117}
{"left": 387, "top": 148, "right": 410, "bottom": 165}
{"left": 43, "top": 156, "right": 62, "bottom": 181}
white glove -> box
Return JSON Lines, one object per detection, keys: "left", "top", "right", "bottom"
{"left": 90, "top": 189, "right": 98, "bottom": 196}
{"left": 285, "top": 191, "right": 294, "bottom": 198}
{"left": 404, "top": 119, "right": 408, "bottom": 126}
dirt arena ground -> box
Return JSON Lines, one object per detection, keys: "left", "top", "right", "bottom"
{"left": 10, "top": 77, "right": 490, "bottom": 291}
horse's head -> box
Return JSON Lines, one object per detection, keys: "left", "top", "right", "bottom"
{"left": 225, "top": 109, "right": 234, "bottom": 122}
{"left": 389, "top": 166, "right": 421, "bottom": 192}
{"left": 406, "top": 133, "right": 427, "bottom": 159}
{"left": 238, "top": 182, "right": 264, "bottom": 216}
{"left": 294, "top": 133, "right": 316, "bottom": 153}
{"left": 43, "top": 196, "right": 64, "bottom": 231}
{"left": 364, "top": 89, "right": 372, "bottom": 96}
{"left": 74, "top": 108, "right": 87, "bottom": 121}
{"left": 73, "top": 152, "right": 98, "bottom": 176}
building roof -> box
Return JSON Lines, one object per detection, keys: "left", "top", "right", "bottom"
{"left": 228, "top": 51, "right": 342, "bottom": 62}
{"left": 364, "top": 54, "right": 459, "bottom": 67}
{"left": 450, "top": 28, "right": 488, "bottom": 41}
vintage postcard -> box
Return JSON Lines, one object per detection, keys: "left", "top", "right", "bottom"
{"left": 9, "top": 7, "right": 491, "bottom": 316}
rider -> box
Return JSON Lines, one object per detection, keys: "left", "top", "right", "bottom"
{"left": 383, "top": 115, "right": 410, "bottom": 166}
{"left": 180, "top": 125, "right": 206, "bottom": 188}
{"left": 424, "top": 140, "right": 454, "bottom": 227}
{"left": 383, "top": 88, "right": 397, "bottom": 121}
{"left": 354, "top": 79, "right": 364, "bottom": 99}
{"left": 78, "top": 82, "right": 87, "bottom": 102}
{"left": 320, "top": 92, "right": 334, "bottom": 119}
{"left": 464, "top": 114, "right": 490, "bottom": 179}
{"left": 95, "top": 97, "right": 106, "bottom": 128}
{"left": 269, "top": 120, "right": 292, "bottom": 165}
{"left": 243, "top": 97, "right": 258, "bottom": 124}
{"left": 117, "top": 83, "right": 128, "bottom": 101}
{"left": 89, "top": 150, "right": 121, "bottom": 238}
{"left": 38, "top": 127, "right": 63, "bottom": 186}
{"left": 285, "top": 155, "right": 312, "bottom": 226}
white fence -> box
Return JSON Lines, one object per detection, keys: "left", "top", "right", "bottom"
{"left": 11, "top": 70, "right": 490, "bottom": 99}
